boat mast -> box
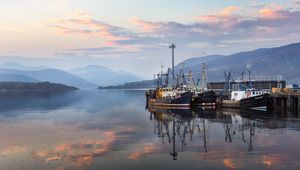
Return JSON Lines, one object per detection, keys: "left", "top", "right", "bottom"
{"left": 201, "top": 52, "right": 207, "bottom": 93}
{"left": 201, "top": 62, "right": 207, "bottom": 93}
{"left": 153, "top": 74, "right": 156, "bottom": 88}
{"left": 169, "top": 43, "right": 176, "bottom": 89}
{"left": 247, "top": 63, "right": 252, "bottom": 89}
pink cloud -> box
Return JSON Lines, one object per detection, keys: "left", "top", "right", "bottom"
{"left": 196, "top": 6, "right": 242, "bottom": 29}
{"left": 47, "top": 17, "right": 131, "bottom": 48}
{"left": 129, "top": 17, "right": 162, "bottom": 33}
{"left": 197, "top": 15, "right": 241, "bottom": 30}
{"left": 220, "top": 6, "right": 241, "bottom": 17}
{"left": 259, "top": 4, "right": 288, "bottom": 19}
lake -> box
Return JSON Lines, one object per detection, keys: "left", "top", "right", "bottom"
{"left": 0, "top": 90, "right": 300, "bottom": 170}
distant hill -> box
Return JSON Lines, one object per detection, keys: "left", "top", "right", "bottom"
{"left": 0, "top": 73, "right": 39, "bottom": 82}
{"left": 99, "top": 80, "right": 154, "bottom": 89}
{"left": 1, "top": 62, "right": 47, "bottom": 70}
{"left": 104, "top": 42, "right": 300, "bottom": 89}
{"left": 0, "top": 82, "right": 78, "bottom": 91}
{"left": 70, "top": 65, "right": 144, "bottom": 86}
{"left": 174, "top": 42, "right": 300, "bottom": 84}
{"left": 0, "top": 68, "right": 96, "bottom": 89}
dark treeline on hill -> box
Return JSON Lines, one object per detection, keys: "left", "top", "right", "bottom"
{"left": 99, "top": 80, "right": 153, "bottom": 89}
{"left": 0, "top": 82, "right": 78, "bottom": 91}
{"left": 100, "top": 42, "right": 300, "bottom": 89}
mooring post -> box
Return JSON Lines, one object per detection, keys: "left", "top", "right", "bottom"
{"left": 283, "top": 97, "right": 287, "bottom": 113}
{"left": 291, "top": 97, "right": 295, "bottom": 113}
{"left": 278, "top": 97, "right": 285, "bottom": 114}
{"left": 298, "top": 96, "right": 300, "bottom": 114}
{"left": 287, "top": 95, "right": 291, "bottom": 112}
{"left": 272, "top": 97, "right": 277, "bottom": 111}
{"left": 293, "top": 96, "right": 298, "bottom": 113}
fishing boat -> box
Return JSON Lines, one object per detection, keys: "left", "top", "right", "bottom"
{"left": 193, "top": 90, "right": 217, "bottom": 107}
{"left": 192, "top": 62, "right": 217, "bottom": 107}
{"left": 222, "top": 89, "right": 270, "bottom": 110}
{"left": 148, "top": 88, "right": 192, "bottom": 107}
{"left": 146, "top": 43, "right": 192, "bottom": 108}
{"left": 221, "top": 64, "right": 271, "bottom": 110}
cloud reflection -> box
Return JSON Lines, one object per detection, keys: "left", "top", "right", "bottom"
{"left": 29, "top": 130, "right": 128, "bottom": 168}
{"left": 1, "top": 146, "right": 27, "bottom": 156}
{"left": 127, "top": 143, "right": 159, "bottom": 160}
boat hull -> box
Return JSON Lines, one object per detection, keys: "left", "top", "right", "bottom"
{"left": 193, "top": 91, "right": 217, "bottom": 107}
{"left": 221, "top": 100, "right": 240, "bottom": 108}
{"left": 240, "top": 93, "right": 270, "bottom": 110}
{"left": 221, "top": 93, "right": 270, "bottom": 110}
{"left": 148, "top": 91, "right": 192, "bottom": 108}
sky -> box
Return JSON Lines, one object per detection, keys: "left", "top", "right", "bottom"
{"left": 1, "top": 0, "right": 300, "bottom": 78}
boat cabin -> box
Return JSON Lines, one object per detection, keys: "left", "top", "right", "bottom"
{"left": 231, "top": 90, "right": 265, "bottom": 101}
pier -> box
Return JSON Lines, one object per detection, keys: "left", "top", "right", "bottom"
{"left": 268, "top": 92, "right": 300, "bottom": 113}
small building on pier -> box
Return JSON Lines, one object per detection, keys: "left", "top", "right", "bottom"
{"left": 207, "top": 80, "right": 286, "bottom": 91}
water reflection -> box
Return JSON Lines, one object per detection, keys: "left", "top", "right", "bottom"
{"left": 0, "top": 90, "right": 299, "bottom": 170}
{"left": 147, "top": 106, "right": 300, "bottom": 168}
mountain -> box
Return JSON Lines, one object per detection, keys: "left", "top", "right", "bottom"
{"left": 70, "top": 65, "right": 144, "bottom": 86}
{"left": 1, "top": 62, "right": 47, "bottom": 70}
{"left": 0, "top": 73, "right": 39, "bottom": 82}
{"left": 104, "top": 42, "right": 300, "bottom": 88}
{"left": 0, "top": 63, "right": 143, "bottom": 88}
{"left": 99, "top": 80, "right": 154, "bottom": 89}
{"left": 0, "top": 82, "right": 78, "bottom": 91}
{"left": 175, "top": 42, "right": 300, "bottom": 84}
{"left": 0, "top": 68, "right": 96, "bottom": 89}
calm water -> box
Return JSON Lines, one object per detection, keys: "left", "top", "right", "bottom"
{"left": 0, "top": 90, "right": 300, "bottom": 170}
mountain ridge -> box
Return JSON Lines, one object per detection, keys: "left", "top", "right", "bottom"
{"left": 102, "top": 42, "right": 300, "bottom": 89}
{"left": 69, "top": 65, "right": 144, "bottom": 86}
{"left": 0, "top": 68, "right": 96, "bottom": 89}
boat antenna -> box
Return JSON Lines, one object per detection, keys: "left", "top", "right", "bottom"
{"left": 160, "top": 55, "right": 165, "bottom": 74}
{"left": 241, "top": 72, "right": 244, "bottom": 81}
{"left": 161, "top": 63, "right": 165, "bottom": 74}
{"left": 153, "top": 74, "right": 156, "bottom": 88}
{"left": 169, "top": 43, "right": 176, "bottom": 89}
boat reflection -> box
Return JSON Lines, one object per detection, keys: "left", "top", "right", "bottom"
{"left": 149, "top": 107, "right": 211, "bottom": 160}
{"left": 147, "top": 107, "right": 298, "bottom": 160}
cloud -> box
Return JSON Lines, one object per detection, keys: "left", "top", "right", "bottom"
{"left": 67, "top": 47, "right": 116, "bottom": 52}
{"left": 190, "top": 4, "right": 300, "bottom": 45}
{"left": 293, "top": 0, "right": 300, "bottom": 5}
{"left": 29, "top": 0, "right": 70, "bottom": 11}
{"left": 47, "top": 16, "right": 141, "bottom": 57}
{"left": 220, "top": 6, "right": 241, "bottom": 17}
{"left": 259, "top": 4, "right": 287, "bottom": 19}
{"left": 46, "top": 2, "right": 300, "bottom": 61}
{"left": 48, "top": 18, "right": 131, "bottom": 42}
{"left": 129, "top": 17, "right": 162, "bottom": 33}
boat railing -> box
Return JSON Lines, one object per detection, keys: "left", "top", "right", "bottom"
{"left": 233, "top": 75, "right": 284, "bottom": 82}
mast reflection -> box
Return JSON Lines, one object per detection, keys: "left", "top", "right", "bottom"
{"left": 147, "top": 107, "right": 294, "bottom": 160}
{"left": 148, "top": 107, "right": 211, "bottom": 160}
